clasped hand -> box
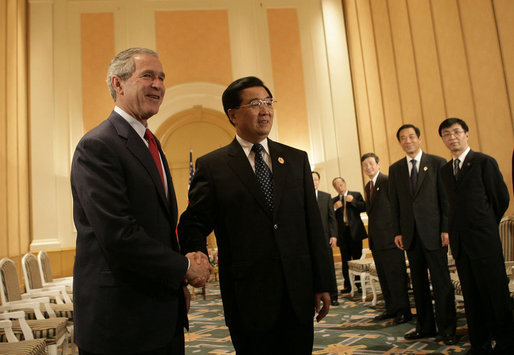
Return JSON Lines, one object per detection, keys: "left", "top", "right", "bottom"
{"left": 185, "top": 251, "right": 212, "bottom": 288}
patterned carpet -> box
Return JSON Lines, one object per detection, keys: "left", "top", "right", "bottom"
{"left": 185, "top": 265, "right": 471, "bottom": 354}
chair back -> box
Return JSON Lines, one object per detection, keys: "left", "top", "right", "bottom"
{"left": 37, "top": 250, "right": 54, "bottom": 283}
{"left": 22, "top": 253, "right": 45, "bottom": 291}
{"left": 499, "top": 216, "right": 514, "bottom": 261}
{"left": 0, "top": 258, "right": 23, "bottom": 303}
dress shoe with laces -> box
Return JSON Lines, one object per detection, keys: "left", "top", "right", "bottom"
{"left": 393, "top": 313, "right": 412, "bottom": 325}
{"left": 404, "top": 330, "right": 436, "bottom": 340}
{"left": 374, "top": 311, "right": 395, "bottom": 320}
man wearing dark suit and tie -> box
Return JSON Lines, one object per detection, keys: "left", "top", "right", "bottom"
{"left": 312, "top": 171, "right": 339, "bottom": 306}
{"left": 439, "top": 118, "right": 514, "bottom": 354}
{"left": 361, "top": 153, "right": 412, "bottom": 324}
{"left": 178, "top": 76, "right": 332, "bottom": 354}
{"left": 70, "top": 48, "right": 211, "bottom": 355}
{"left": 388, "top": 124, "right": 456, "bottom": 345}
{"left": 331, "top": 177, "right": 367, "bottom": 294}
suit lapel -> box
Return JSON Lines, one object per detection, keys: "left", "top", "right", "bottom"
{"left": 398, "top": 158, "right": 412, "bottom": 196}
{"left": 109, "top": 113, "right": 171, "bottom": 217}
{"left": 457, "top": 150, "right": 474, "bottom": 182}
{"left": 226, "top": 139, "right": 272, "bottom": 218}
{"left": 413, "top": 153, "right": 429, "bottom": 197}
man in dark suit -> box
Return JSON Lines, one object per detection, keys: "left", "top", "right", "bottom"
{"left": 178, "top": 76, "right": 332, "bottom": 354}
{"left": 439, "top": 118, "right": 514, "bottom": 354}
{"left": 389, "top": 124, "right": 456, "bottom": 345}
{"left": 312, "top": 171, "right": 339, "bottom": 306}
{"left": 331, "top": 177, "right": 367, "bottom": 294}
{"left": 361, "top": 153, "right": 412, "bottom": 324}
{"left": 70, "top": 48, "right": 211, "bottom": 355}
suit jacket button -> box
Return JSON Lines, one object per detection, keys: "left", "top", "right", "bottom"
{"left": 274, "top": 224, "right": 278, "bottom": 230}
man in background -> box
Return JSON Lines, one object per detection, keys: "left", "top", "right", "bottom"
{"left": 71, "top": 48, "right": 211, "bottom": 354}
{"left": 178, "top": 76, "right": 332, "bottom": 353}
{"left": 332, "top": 177, "right": 367, "bottom": 294}
{"left": 439, "top": 117, "right": 513, "bottom": 354}
{"left": 312, "top": 171, "right": 339, "bottom": 306}
{"left": 389, "top": 124, "right": 456, "bottom": 345}
{"left": 361, "top": 153, "right": 411, "bottom": 324}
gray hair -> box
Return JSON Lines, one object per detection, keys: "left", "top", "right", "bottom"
{"left": 106, "top": 48, "right": 159, "bottom": 100}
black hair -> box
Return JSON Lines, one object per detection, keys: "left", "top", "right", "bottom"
{"left": 360, "top": 152, "right": 380, "bottom": 164}
{"left": 396, "top": 124, "right": 421, "bottom": 141}
{"left": 222, "top": 76, "right": 273, "bottom": 126}
{"left": 438, "top": 118, "right": 469, "bottom": 136}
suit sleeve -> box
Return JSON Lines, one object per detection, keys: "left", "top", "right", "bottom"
{"left": 350, "top": 192, "right": 367, "bottom": 212}
{"left": 302, "top": 153, "right": 332, "bottom": 292}
{"left": 482, "top": 156, "right": 510, "bottom": 223}
{"left": 388, "top": 165, "right": 401, "bottom": 236}
{"left": 436, "top": 158, "right": 449, "bottom": 233}
{"left": 327, "top": 197, "right": 338, "bottom": 238}
{"left": 177, "top": 157, "right": 212, "bottom": 256}
{"left": 71, "top": 136, "right": 188, "bottom": 289}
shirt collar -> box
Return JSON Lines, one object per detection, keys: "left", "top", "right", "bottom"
{"left": 454, "top": 146, "right": 471, "bottom": 164}
{"left": 371, "top": 171, "right": 380, "bottom": 184}
{"left": 115, "top": 106, "right": 147, "bottom": 141}
{"left": 236, "top": 134, "right": 270, "bottom": 157}
{"left": 406, "top": 149, "right": 423, "bottom": 164}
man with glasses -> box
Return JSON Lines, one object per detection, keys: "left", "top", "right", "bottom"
{"left": 388, "top": 124, "right": 456, "bottom": 345}
{"left": 439, "top": 118, "right": 513, "bottom": 354}
{"left": 178, "top": 76, "right": 332, "bottom": 353}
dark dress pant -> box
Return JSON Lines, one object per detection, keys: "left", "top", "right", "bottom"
{"left": 339, "top": 226, "right": 363, "bottom": 290}
{"left": 228, "top": 289, "right": 314, "bottom": 354}
{"left": 406, "top": 228, "right": 456, "bottom": 337}
{"left": 372, "top": 247, "right": 411, "bottom": 316}
{"left": 456, "top": 250, "right": 514, "bottom": 353}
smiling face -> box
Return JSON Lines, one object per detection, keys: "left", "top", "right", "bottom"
{"left": 227, "top": 86, "right": 273, "bottom": 143}
{"left": 361, "top": 157, "right": 379, "bottom": 179}
{"left": 112, "top": 53, "right": 165, "bottom": 124}
{"left": 398, "top": 127, "right": 422, "bottom": 158}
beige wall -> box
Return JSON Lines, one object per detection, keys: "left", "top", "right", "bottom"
{"left": 343, "top": 0, "right": 513, "bottom": 214}
{"left": 25, "top": 0, "right": 358, "bottom": 263}
{"left": 0, "top": 0, "right": 30, "bottom": 278}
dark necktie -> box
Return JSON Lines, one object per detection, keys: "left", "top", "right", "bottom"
{"left": 252, "top": 144, "right": 273, "bottom": 211}
{"left": 144, "top": 128, "right": 165, "bottom": 188}
{"left": 454, "top": 158, "right": 461, "bottom": 179}
{"left": 369, "top": 180, "right": 374, "bottom": 202}
{"left": 410, "top": 159, "right": 417, "bottom": 193}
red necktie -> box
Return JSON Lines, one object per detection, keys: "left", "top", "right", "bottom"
{"left": 144, "top": 129, "right": 165, "bottom": 188}
{"left": 369, "top": 180, "right": 374, "bottom": 202}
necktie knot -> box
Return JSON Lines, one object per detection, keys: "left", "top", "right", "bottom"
{"left": 252, "top": 144, "right": 263, "bottom": 154}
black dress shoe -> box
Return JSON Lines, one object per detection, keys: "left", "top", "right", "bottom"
{"left": 374, "top": 311, "right": 395, "bottom": 320}
{"left": 331, "top": 299, "right": 340, "bottom": 306}
{"left": 393, "top": 313, "right": 412, "bottom": 325}
{"left": 340, "top": 287, "right": 351, "bottom": 294}
{"left": 404, "top": 330, "right": 436, "bottom": 340}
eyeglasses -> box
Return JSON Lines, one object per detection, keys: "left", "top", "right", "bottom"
{"left": 237, "top": 98, "right": 277, "bottom": 110}
{"left": 441, "top": 130, "right": 465, "bottom": 138}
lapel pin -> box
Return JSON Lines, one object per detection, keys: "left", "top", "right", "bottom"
{"left": 278, "top": 157, "right": 285, "bottom": 164}
{"left": 376, "top": 187, "right": 380, "bottom": 191}
{"left": 423, "top": 166, "right": 428, "bottom": 171}
{"left": 466, "top": 162, "right": 470, "bottom": 166}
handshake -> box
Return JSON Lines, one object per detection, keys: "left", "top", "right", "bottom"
{"left": 185, "top": 251, "right": 213, "bottom": 288}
